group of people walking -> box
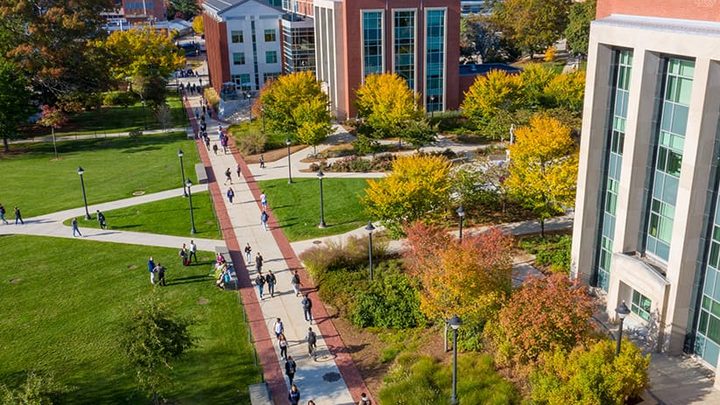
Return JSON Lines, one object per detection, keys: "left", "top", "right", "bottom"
{"left": 0, "top": 204, "right": 23, "bottom": 225}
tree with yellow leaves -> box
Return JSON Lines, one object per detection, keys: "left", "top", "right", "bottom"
{"left": 461, "top": 69, "right": 523, "bottom": 140}
{"left": 355, "top": 73, "right": 434, "bottom": 147}
{"left": 192, "top": 16, "right": 204, "bottom": 35}
{"left": 506, "top": 115, "right": 578, "bottom": 236}
{"left": 363, "top": 155, "right": 452, "bottom": 235}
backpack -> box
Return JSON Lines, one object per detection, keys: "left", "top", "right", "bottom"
{"left": 255, "top": 275, "right": 265, "bottom": 286}
{"left": 308, "top": 331, "right": 317, "bottom": 345}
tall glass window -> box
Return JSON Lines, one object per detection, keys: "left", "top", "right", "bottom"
{"left": 695, "top": 194, "right": 720, "bottom": 368}
{"left": 425, "top": 9, "right": 445, "bottom": 112}
{"left": 595, "top": 49, "right": 632, "bottom": 291}
{"left": 394, "top": 10, "right": 415, "bottom": 90}
{"left": 645, "top": 58, "right": 694, "bottom": 261}
{"left": 362, "top": 11, "right": 383, "bottom": 77}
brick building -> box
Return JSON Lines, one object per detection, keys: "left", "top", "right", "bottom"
{"left": 571, "top": 0, "right": 720, "bottom": 385}
{"left": 121, "top": 0, "right": 166, "bottom": 22}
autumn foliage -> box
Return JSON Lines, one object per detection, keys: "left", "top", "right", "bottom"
{"left": 493, "top": 273, "right": 594, "bottom": 366}
{"left": 403, "top": 222, "right": 513, "bottom": 322}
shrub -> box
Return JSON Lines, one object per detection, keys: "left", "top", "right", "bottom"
{"left": 0, "top": 371, "right": 69, "bottom": 404}
{"left": 236, "top": 131, "right": 267, "bottom": 155}
{"left": 350, "top": 262, "right": 424, "bottom": 328}
{"left": 330, "top": 156, "right": 372, "bottom": 172}
{"left": 530, "top": 339, "right": 650, "bottom": 405}
{"left": 379, "top": 353, "right": 519, "bottom": 405}
{"left": 299, "top": 234, "right": 388, "bottom": 282}
{"left": 308, "top": 161, "right": 330, "bottom": 172}
{"left": 519, "top": 234, "right": 572, "bottom": 274}
{"left": 102, "top": 91, "right": 138, "bottom": 107}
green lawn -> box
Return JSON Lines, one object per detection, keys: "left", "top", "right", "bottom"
{"left": 1, "top": 132, "right": 200, "bottom": 217}
{"left": 53, "top": 94, "right": 188, "bottom": 137}
{"left": 0, "top": 235, "right": 261, "bottom": 404}
{"left": 62, "top": 192, "right": 222, "bottom": 239}
{"left": 258, "top": 177, "right": 369, "bottom": 241}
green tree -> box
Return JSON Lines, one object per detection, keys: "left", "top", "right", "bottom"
{"left": 565, "top": 0, "right": 596, "bottom": 56}
{"left": 544, "top": 70, "right": 586, "bottom": 114}
{"left": 492, "top": 0, "right": 572, "bottom": 55}
{"left": 0, "top": 59, "right": 33, "bottom": 153}
{"left": 292, "top": 97, "right": 333, "bottom": 154}
{"left": 460, "top": 14, "right": 520, "bottom": 63}
{"left": 167, "top": 0, "right": 200, "bottom": 20}
{"left": 531, "top": 339, "right": 650, "bottom": 404}
{"left": 120, "top": 295, "right": 194, "bottom": 404}
{"left": 506, "top": 115, "right": 578, "bottom": 236}
{"left": 259, "top": 71, "right": 331, "bottom": 141}
{"left": 461, "top": 69, "right": 523, "bottom": 140}
{"left": 101, "top": 28, "right": 185, "bottom": 84}
{"left": 364, "top": 155, "right": 453, "bottom": 235}
{"left": 0, "top": 371, "right": 68, "bottom": 405}
{"left": 520, "top": 64, "right": 559, "bottom": 109}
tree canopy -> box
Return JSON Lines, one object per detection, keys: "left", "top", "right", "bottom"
{"left": 492, "top": 0, "right": 572, "bottom": 55}
{"left": 0, "top": 59, "right": 34, "bottom": 152}
{"left": 565, "top": 0, "right": 596, "bottom": 56}
{"left": 101, "top": 28, "right": 185, "bottom": 83}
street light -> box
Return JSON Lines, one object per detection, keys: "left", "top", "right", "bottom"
{"left": 317, "top": 170, "right": 326, "bottom": 228}
{"left": 615, "top": 301, "right": 631, "bottom": 356}
{"left": 77, "top": 167, "right": 91, "bottom": 220}
{"left": 365, "top": 221, "right": 376, "bottom": 281}
{"left": 449, "top": 315, "right": 462, "bottom": 405}
{"left": 286, "top": 138, "right": 293, "bottom": 184}
{"left": 186, "top": 179, "right": 197, "bottom": 234}
{"left": 457, "top": 205, "right": 465, "bottom": 241}
{"left": 178, "top": 149, "right": 188, "bottom": 197}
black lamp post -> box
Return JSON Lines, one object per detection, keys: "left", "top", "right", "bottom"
{"left": 449, "top": 315, "right": 462, "bottom": 405}
{"left": 317, "top": 170, "right": 326, "bottom": 228}
{"left": 286, "top": 138, "right": 293, "bottom": 184}
{"left": 178, "top": 149, "right": 188, "bottom": 197}
{"left": 77, "top": 167, "right": 91, "bottom": 220}
{"left": 186, "top": 179, "right": 197, "bottom": 234}
{"left": 365, "top": 221, "right": 376, "bottom": 281}
{"left": 615, "top": 301, "right": 631, "bottom": 356}
{"left": 457, "top": 205, "right": 465, "bottom": 241}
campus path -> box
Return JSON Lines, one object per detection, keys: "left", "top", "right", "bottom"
{"left": 10, "top": 127, "right": 188, "bottom": 144}
{"left": 186, "top": 95, "right": 365, "bottom": 404}
{"left": 0, "top": 185, "right": 223, "bottom": 252}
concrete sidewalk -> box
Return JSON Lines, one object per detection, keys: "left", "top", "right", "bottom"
{"left": 187, "top": 95, "right": 364, "bottom": 404}
{"left": 10, "top": 127, "right": 187, "bottom": 144}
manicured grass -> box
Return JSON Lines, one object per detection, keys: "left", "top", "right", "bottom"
{"left": 0, "top": 235, "right": 261, "bottom": 404}
{"left": 54, "top": 94, "right": 188, "bottom": 137}
{"left": 258, "top": 177, "right": 369, "bottom": 241}
{"left": 1, "top": 132, "right": 200, "bottom": 217}
{"left": 62, "top": 192, "right": 222, "bottom": 239}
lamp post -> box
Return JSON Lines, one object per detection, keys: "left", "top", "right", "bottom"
{"left": 77, "top": 167, "right": 91, "bottom": 220}
{"left": 178, "top": 149, "right": 188, "bottom": 197}
{"left": 186, "top": 179, "right": 197, "bottom": 234}
{"left": 317, "top": 170, "right": 326, "bottom": 228}
{"left": 457, "top": 205, "right": 465, "bottom": 241}
{"left": 286, "top": 138, "right": 293, "bottom": 184}
{"left": 365, "top": 221, "right": 375, "bottom": 281}
{"left": 615, "top": 301, "right": 631, "bottom": 356}
{"left": 449, "top": 315, "right": 462, "bottom": 405}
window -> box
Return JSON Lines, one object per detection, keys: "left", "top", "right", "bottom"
{"left": 232, "top": 74, "right": 252, "bottom": 90}
{"left": 425, "top": 9, "right": 445, "bottom": 112}
{"left": 394, "top": 10, "right": 415, "bottom": 90}
{"left": 631, "top": 290, "right": 652, "bottom": 321}
{"left": 232, "top": 53, "right": 246, "bottom": 65}
{"left": 362, "top": 11, "right": 383, "bottom": 77}
{"left": 266, "top": 51, "right": 278, "bottom": 64}
{"left": 231, "top": 30, "right": 244, "bottom": 43}
{"left": 264, "top": 29, "right": 276, "bottom": 42}
{"left": 264, "top": 72, "right": 281, "bottom": 82}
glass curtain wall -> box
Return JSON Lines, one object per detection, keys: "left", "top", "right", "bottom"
{"left": 394, "top": 10, "right": 415, "bottom": 90}
{"left": 362, "top": 11, "right": 383, "bottom": 77}
{"left": 425, "top": 9, "right": 445, "bottom": 112}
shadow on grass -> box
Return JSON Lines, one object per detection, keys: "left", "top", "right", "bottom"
{"left": 121, "top": 146, "right": 162, "bottom": 154}
{"left": 12, "top": 132, "right": 189, "bottom": 157}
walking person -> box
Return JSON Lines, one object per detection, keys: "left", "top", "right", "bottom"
{"left": 285, "top": 357, "right": 297, "bottom": 386}
{"left": 254, "top": 273, "right": 265, "bottom": 298}
{"left": 291, "top": 270, "right": 303, "bottom": 296}
{"left": 96, "top": 210, "right": 107, "bottom": 229}
{"left": 358, "top": 393, "right": 371, "bottom": 405}
{"left": 260, "top": 210, "right": 269, "bottom": 231}
{"left": 265, "top": 270, "right": 276, "bottom": 297}
{"left": 288, "top": 384, "right": 300, "bottom": 405}
{"left": 224, "top": 168, "right": 232, "bottom": 185}
{"left": 278, "top": 333, "right": 288, "bottom": 359}
{"left": 301, "top": 294, "right": 313, "bottom": 323}
{"left": 189, "top": 240, "right": 198, "bottom": 263}
{"left": 259, "top": 154, "right": 265, "bottom": 168}
{"left": 236, "top": 163, "right": 242, "bottom": 179}
{"left": 71, "top": 217, "right": 82, "bottom": 237}
{"left": 179, "top": 243, "right": 189, "bottom": 266}
{"left": 244, "top": 243, "right": 252, "bottom": 264}
{"left": 306, "top": 327, "right": 317, "bottom": 360}
{"left": 273, "top": 318, "right": 284, "bottom": 338}
{"left": 255, "top": 252, "right": 263, "bottom": 273}
{"left": 212, "top": 143, "right": 219, "bottom": 155}
{"left": 227, "top": 187, "right": 235, "bottom": 204}
{"left": 156, "top": 263, "right": 166, "bottom": 286}
{"left": 148, "top": 256, "right": 156, "bottom": 285}
{"left": 260, "top": 192, "right": 267, "bottom": 209}
{"left": 204, "top": 136, "right": 210, "bottom": 150}
{"left": 14, "top": 207, "right": 23, "bottom": 225}
{"left": 0, "top": 204, "right": 8, "bottom": 225}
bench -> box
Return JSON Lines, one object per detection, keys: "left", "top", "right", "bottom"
{"left": 195, "top": 163, "right": 209, "bottom": 184}
{"left": 215, "top": 246, "right": 238, "bottom": 290}
{"left": 248, "top": 383, "right": 272, "bottom": 405}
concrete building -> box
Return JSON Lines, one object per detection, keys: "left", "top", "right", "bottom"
{"left": 313, "top": 0, "right": 460, "bottom": 120}
{"left": 121, "top": 0, "right": 166, "bottom": 22}
{"left": 571, "top": 0, "right": 720, "bottom": 382}
{"left": 203, "top": 0, "right": 284, "bottom": 93}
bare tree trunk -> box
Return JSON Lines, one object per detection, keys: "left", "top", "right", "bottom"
{"left": 2, "top": 136, "right": 8, "bottom": 153}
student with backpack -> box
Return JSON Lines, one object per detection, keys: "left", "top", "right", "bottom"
{"left": 291, "top": 270, "right": 302, "bottom": 296}
{"left": 306, "top": 327, "right": 317, "bottom": 360}
{"left": 254, "top": 273, "right": 266, "bottom": 299}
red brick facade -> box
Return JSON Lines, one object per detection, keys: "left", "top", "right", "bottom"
{"left": 597, "top": 0, "right": 720, "bottom": 22}
{"left": 122, "top": 0, "right": 166, "bottom": 21}
{"left": 204, "top": 14, "right": 230, "bottom": 94}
